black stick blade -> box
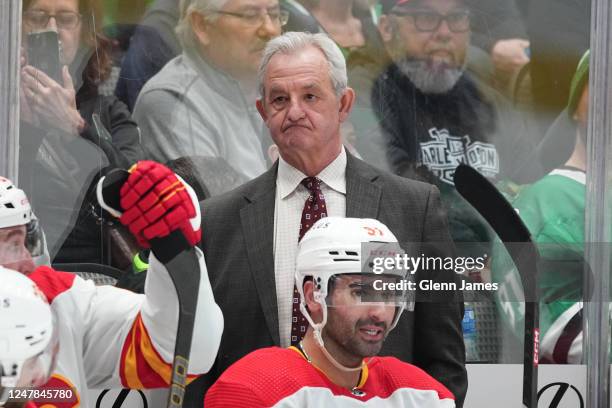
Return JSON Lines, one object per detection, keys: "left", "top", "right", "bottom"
{"left": 454, "top": 164, "right": 531, "bottom": 243}
{"left": 454, "top": 164, "right": 539, "bottom": 408}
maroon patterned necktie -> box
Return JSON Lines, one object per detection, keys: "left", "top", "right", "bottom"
{"left": 290, "top": 177, "right": 327, "bottom": 346}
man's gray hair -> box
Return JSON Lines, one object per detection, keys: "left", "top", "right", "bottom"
{"left": 257, "top": 32, "right": 348, "bottom": 99}
{"left": 176, "top": 0, "right": 230, "bottom": 51}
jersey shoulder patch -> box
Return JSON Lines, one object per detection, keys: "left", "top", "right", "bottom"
{"left": 28, "top": 266, "right": 76, "bottom": 303}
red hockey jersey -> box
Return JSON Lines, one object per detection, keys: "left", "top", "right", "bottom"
{"left": 25, "top": 246, "right": 223, "bottom": 408}
{"left": 205, "top": 347, "right": 455, "bottom": 407}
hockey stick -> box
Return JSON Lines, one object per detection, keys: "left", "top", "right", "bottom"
{"left": 454, "top": 164, "right": 539, "bottom": 408}
{"left": 97, "top": 169, "right": 200, "bottom": 408}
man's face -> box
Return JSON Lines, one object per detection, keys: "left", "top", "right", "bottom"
{"left": 256, "top": 45, "right": 353, "bottom": 171}
{"left": 192, "top": 0, "right": 282, "bottom": 81}
{"left": 322, "top": 275, "right": 396, "bottom": 363}
{"left": 379, "top": 0, "right": 470, "bottom": 93}
{"left": 0, "top": 225, "right": 36, "bottom": 275}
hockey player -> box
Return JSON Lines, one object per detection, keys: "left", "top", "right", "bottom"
{"left": 205, "top": 217, "right": 455, "bottom": 407}
{"left": 0, "top": 161, "right": 223, "bottom": 407}
{"left": 0, "top": 267, "right": 58, "bottom": 408}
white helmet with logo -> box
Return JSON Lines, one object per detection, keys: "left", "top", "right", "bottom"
{"left": 0, "top": 177, "right": 33, "bottom": 229}
{"left": 0, "top": 178, "right": 48, "bottom": 265}
{"left": 0, "top": 266, "right": 58, "bottom": 405}
{"left": 295, "top": 217, "right": 410, "bottom": 371}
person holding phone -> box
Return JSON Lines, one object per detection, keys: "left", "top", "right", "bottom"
{"left": 19, "top": 0, "right": 145, "bottom": 265}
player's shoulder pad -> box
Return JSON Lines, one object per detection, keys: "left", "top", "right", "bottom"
{"left": 28, "top": 266, "right": 76, "bottom": 304}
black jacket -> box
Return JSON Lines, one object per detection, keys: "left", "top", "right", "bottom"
{"left": 371, "top": 64, "right": 540, "bottom": 252}
{"left": 19, "top": 84, "right": 145, "bottom": 263}
{"left": 372, "top": 64, "right": 538, "bottom": 183}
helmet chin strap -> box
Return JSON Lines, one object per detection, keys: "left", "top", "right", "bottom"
{"left": 313, "top": 327, "right": 364, "bottom": 372}
{"left": 300, "top": 302, "right": 364, "bottom": 373}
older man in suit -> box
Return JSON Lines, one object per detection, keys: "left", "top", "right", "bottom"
{"left": 188, "top": 31, "right": 467, "bottom": 406}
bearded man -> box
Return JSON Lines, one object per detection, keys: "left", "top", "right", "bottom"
{"left": 372, "top": 0, "right": 541, "bottom": 253}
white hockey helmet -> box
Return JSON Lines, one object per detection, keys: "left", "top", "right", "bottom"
{"left": 0, "top": 266, "right": 58, "bottom": 405}
{"left": 0, "top": 178, "right": 33, "bottom": 229}
{"left": 295, "top": 217, "right": 410, "bottom": 369}
{"left": 0, "top": 178, "right": 47, "bottom": 266}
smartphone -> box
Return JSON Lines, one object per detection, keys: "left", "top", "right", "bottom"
{"left": 27, "top": 30, "right": 62, "bottom": 83}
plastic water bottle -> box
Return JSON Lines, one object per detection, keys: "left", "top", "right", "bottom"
{"left": 462, "top": 303, "right": 478, "bottom": 362}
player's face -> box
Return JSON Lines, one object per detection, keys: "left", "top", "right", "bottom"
{"left": 256, "top": 45, "right": 354, "bottom": 172}
{"left": 0, "top": 225, "right": 36, "bottom": 275}
{"left": 323, "top": 275, "right": 396, "bottom": 365}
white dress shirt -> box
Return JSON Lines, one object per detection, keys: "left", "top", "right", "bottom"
{"left": 274, "top": 148, "right": 347, "bottom": 347}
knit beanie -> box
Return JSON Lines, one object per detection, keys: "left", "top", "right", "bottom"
{"left": 567, "top": 50, "right": 590, "bottom": 115}
{"left": 537, "top": 49, "right": 590, "bottom": 173}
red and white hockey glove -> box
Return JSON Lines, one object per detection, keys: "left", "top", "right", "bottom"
{"left": 118, "top": 161, "right": 201, "bottom": 248}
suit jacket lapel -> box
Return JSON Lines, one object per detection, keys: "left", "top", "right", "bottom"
{"left": 346, "top": 154, "right": 382, "bottom": 218}
{"left": 240, "top": 165, "right": 280, "bottom": 345}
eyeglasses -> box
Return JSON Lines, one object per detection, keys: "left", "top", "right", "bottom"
{"left": 23, "top": 10, "right": 82, "bottom": 30}
{"left": 392, "top": 9, "right": 470, "bottom": 33}
{"left": 212, "top": 8, "right": 290, "bottom": 28}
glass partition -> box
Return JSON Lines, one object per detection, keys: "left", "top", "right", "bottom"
{"left": 1, "top": 0, "right": 610, "bottom": 406}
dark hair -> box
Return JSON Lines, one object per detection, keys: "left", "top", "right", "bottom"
{"left": 23, "top": 0, "right": 112, "bottom": 87}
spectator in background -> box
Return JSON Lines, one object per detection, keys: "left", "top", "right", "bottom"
{"left": 19, "top": 0, "right": 145, "bottom": 264}
{"left": 133, "top": 0, "right": 286, "bottom": 180}
{"left": 115, "top": 0, "right": 181, "bottom": 111}
{"left": 116, "top": 0, "right": 315, "bottom": 113}
{"left": 362, "top": 0, "right": 530, "bottom": 94}
{"left": 373, "top": 0, "right": 541, "bottom": 256}
{"left": 493, "top": 51, "right": 591, "bottom": 364}
{"left": 298, "top": 0, "right": 384, "bottom": 59}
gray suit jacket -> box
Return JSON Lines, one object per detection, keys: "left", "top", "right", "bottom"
{"left": 188, "top": 154, "right": 467, "bottom": 406}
